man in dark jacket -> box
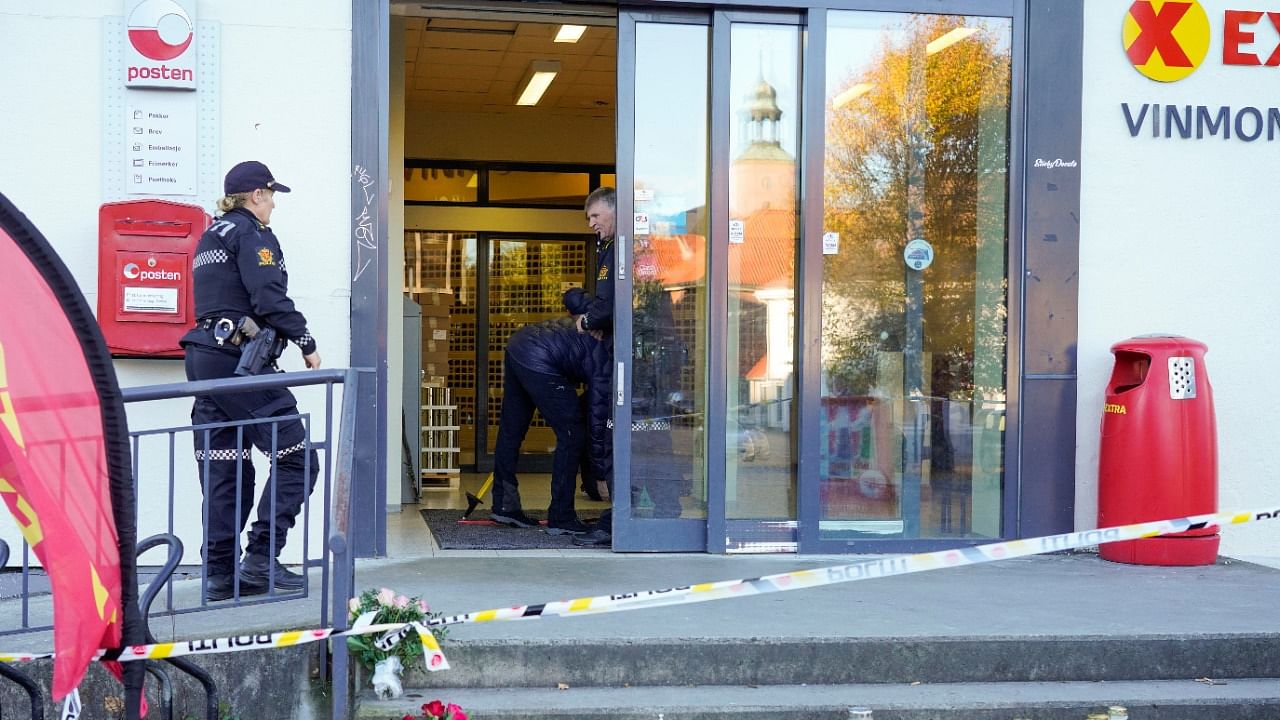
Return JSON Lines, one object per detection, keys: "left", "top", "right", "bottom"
{"left": 491, "top": 317, "right": 611, "bottom": 535}
{"left": 564, "top": 187, "right": 618, "bottom": 547}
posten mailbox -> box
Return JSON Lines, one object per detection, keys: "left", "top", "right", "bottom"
{"left": 97, "top": 200, "right": 209, "bottom": 358}
{"left": 1097, "top": 335, "right": 1218, "bottom": 565}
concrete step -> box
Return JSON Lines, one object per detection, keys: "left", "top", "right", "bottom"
{"left": 357, "top": 678, "right": 1280, "bottom": 720}
{"left": 398, "top": 635, "right": 1280, "bottom": 688}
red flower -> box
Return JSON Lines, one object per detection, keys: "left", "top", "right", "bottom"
{"left": 402, "top": 716, "right": 414, "bottom": 720}
{"left": 422, "top": 700, "right": 446, "bottom": 718}
{"left": 446, "top": 704, "right": 465, "bottom": 720}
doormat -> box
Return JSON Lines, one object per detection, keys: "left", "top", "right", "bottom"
{"left": 419, "top": 509, "right": 602, "bottom": 550}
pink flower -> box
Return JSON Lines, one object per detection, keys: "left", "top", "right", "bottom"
{"left": 416, "top": 598, "right": 430, "bottom": 614}
{"left": 395, "top": 594, "right": 410, "bottom": 609}
{"left": 445, "top": 703, "right": 464, "bottom": 720}
{"left": 402, "top": 715, "right": 414, "bottom": 720}
{"left": 422, "top": 700, "right": 445, "bottom": 718}
{"left": 377, "top": 588, "right": 396, "bottom": 607}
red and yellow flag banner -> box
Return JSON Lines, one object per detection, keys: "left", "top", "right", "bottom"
{"left": 0, "top": 195, "right": 127, "bottom": 700}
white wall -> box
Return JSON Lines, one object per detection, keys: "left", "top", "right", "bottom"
{"left": 1077, "top": 0, "right": 1280, "bottom": 558}
{"left": 0, "top": 1, "right": 352, "bottom": 565}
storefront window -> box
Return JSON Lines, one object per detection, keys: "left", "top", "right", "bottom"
{"left": 820, "top": 11, "right": 1011, "bottom": 540}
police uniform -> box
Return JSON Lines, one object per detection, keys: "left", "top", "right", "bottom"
{"left": 563, "top": 233, "right": 615, "bottom": 334}
{"left": 180, "top": 161, "right": 318, "bottom": 598}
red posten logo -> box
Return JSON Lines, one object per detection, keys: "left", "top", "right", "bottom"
{"left": 127, "top": 0, "right": 192, "bottom": 61}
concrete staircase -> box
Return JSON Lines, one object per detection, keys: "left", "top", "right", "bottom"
{"left": 355, "top": 633, "right": 1280, "bottom": 719}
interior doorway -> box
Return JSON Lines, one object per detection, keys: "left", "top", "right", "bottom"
{"left": 392, "top": 2, "right": 617, "bottom": 522}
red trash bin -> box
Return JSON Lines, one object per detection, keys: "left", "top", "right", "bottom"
{"left": 1097, "top": 335, "right": 1218, "bottom": 565}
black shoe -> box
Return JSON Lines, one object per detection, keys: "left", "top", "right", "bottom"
{"left": 491, "top": 510, "right": 538, "bottom": 528}
{"left": 581, "top": 483, "right": 604, "bottom": 502}
{"left": 240, "top": 553, "right": 306, "bottom": 591}
{"left": 545, "top": 518, "right": 590, "bottom": 536}
{"left": 205, "top": 572, "right": 268, "bottom": 602}
{"left": 653, "top": 502, "right": 683, "bottom": 519}
{"left": 572, "top": 528, "right": 612, "bottom": 547}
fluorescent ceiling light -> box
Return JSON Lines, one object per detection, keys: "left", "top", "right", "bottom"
{"left": 927, "top": 27, "right": 978, "bottom": 55}
{"left": 832, "top": 83, "right": 874, "bottom": 108}
{"left": 515, "top": 60, "right": 560, "bottom": 106}
{"left": 555, "top": 24, "right": 587, "bottom": 43}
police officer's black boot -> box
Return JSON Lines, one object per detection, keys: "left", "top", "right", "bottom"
{"left": 205, "top": 570, "right": 268, "bottom": 602}
{"left": 241, "top": 553, "right": 306, "bottom": 591}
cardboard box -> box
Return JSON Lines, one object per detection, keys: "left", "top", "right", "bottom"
{"left": 415, "top": 289, "right": 454, "bottom": 318}
{"left": 422, "top": 360, "right": 449, "bottom": 379}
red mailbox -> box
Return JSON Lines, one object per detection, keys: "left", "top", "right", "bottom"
{"left": 1098, "top": 335, "right": 1218, "bottom": 565}
{"left": 97, "top": 200, "right": 209, "bottom": 358}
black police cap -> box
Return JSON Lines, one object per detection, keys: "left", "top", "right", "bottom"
{"left": 224, "top": 160, "right": 292, "bottom": 195}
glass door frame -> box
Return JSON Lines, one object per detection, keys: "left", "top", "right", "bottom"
{"left": 797, "top": 0, "right": 1026, "bottom": 554}
{"left": 615, "top": 0, "right": 1027, "bottom": 554}
{"left": 471, "top": 230, "right": 600, "bottom": 474}
{"left": 615, "top": 7, "right": 712, "bottom": 552}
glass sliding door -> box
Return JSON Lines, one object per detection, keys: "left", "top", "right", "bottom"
{"left": 818, "top": 11, "right": 1012, "bottom": 544}
{"left": 613, "top": 4, "right": 1017, "bottom": 553}
{"left": 614, "top": 12, "right": 710, "bottom": 551}
{"left": 723, "top": 18, "right": 801, "bottom": 551}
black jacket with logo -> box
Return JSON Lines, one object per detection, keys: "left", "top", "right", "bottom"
{"left": 181, "top": 207, "right": 315, "bottom": 354}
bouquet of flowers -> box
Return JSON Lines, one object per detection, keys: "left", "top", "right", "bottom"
{"left": 346, "top": 587, "right": 447, "bottom": 698}
{"left": 403, "top": 700, "right": 467, "bottom": 720}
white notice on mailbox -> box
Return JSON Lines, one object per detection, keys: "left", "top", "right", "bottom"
{"left": 123, "top": 286, "right": 179, "bottom": 313}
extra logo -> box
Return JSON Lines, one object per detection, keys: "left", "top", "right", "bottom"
{"left": 127, "top": 0, "right": 192, "bottom": 61}
{"left": 1124, "top": 1, "right": 1211, "bottom": 82}
{"left": 257, "top": 248, "right": 275, "bottom": 266}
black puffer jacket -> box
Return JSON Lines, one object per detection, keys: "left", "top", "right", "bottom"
{"left": 506, "top": 317, "right": 613, "bottom": 481}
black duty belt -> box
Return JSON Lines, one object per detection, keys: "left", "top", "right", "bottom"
{"left": 196, "top": 316, "right": 242, "bottom": 346}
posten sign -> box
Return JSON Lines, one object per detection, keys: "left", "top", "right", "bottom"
{"left": 124, "top": 0, "right": 197, "bottom": 90}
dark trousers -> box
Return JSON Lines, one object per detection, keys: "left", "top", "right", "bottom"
{"left": 492, "top": 352, "right": 584, "bottom": 525}
{"left": 186, "top": 345, "right": 319, "bottom": 575}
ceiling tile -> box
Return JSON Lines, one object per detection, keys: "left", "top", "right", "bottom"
{"left": 417, "top": 47, "right": 505, "bottom": 67}
{"left": 422, "top": 30, "right": 513, "bottom": 52}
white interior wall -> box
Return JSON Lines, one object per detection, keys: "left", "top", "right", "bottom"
{"left": 388, "top": 15, "right": 407, "bottom": 507}
{"left": 1077, "top": 0, "right": 1280, "bottom": 558}
{"left": 0, "top": 1, "right": 352, "bottom": 566}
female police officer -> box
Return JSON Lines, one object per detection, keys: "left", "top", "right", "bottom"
{"left": 180, "top": 160, "right": 320, "bottom": 601}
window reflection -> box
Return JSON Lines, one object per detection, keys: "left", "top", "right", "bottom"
{"left": 820, "top": 12, "right": 1012, "bottom": 539}
{"left": 630, "top": 23, "right": 710, "bottom": 519}
{"left": 726, "top": 24, "right": 800, "bottom": 522}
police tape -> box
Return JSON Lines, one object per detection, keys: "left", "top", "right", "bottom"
{"left": 0, "top": 614, "right": 449, "bottom": 671}
{"left": 2, "top": 506, "right": 1277, "bottom": 669}
{"left": 419, "top": 506, "right": 1274, "bottom": 627}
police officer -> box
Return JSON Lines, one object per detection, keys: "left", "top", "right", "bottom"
{"left": 181, "top": 160, "right": 320, "bottom": 601}
{"left": 564, "top": 187, "right": 617, "bottom": 547}
{"left": 564, "top": 186, "right": 616, "bottom": 338}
